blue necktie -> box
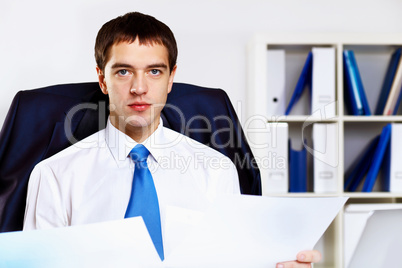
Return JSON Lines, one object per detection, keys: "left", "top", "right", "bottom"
{"left": 125, "top": 144, "right": 164, "bottom": 260}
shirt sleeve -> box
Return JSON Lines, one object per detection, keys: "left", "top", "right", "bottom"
{"left": 227, "top": 159, "right": 241, "bottom": 195}
{"left": 208, "top": 155, "right": 241, "bottom": 200}
{"left": 23, "top": 164, "right": 68, "bottom": 230}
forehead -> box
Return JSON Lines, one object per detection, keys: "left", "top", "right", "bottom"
{"left": 106, "top": 39, "right": 169, "bottom": 68}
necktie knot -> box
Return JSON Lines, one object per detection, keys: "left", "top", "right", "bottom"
{"left": 129, "top": 144, "right": 150, "bottom": 163}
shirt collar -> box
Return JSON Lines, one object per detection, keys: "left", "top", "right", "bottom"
{"left": 105, "top": 117, "right": 167, "bottom": 167}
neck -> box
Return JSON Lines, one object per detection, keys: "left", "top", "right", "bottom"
{"left": 110, "top": 116, "right": 160, "bottom": 143}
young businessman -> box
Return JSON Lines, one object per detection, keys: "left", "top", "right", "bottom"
{"left": 23, "top": 12, "right": 320, "bottom": 267}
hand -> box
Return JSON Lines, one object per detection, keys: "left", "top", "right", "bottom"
{"left": 276, "top": 250, "right": 322, "bottom": 268}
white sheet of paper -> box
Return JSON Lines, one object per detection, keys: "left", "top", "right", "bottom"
{"left": 349, "top": 209, "right": 402, "bottom": 268}
{"left": 0, "top": 196, "right": 346, "bottom": 268}
{"left": 0, "top": 217, "right": 162, "bottom": 268}
{"left": 164, "top": 195, "right": 347, "bottom": 268}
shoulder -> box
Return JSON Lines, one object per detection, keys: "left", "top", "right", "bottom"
{"left": 162, "top": 127, "right": 238, "bottom": 177}
{"left": 161, "top": 127, "right": 240, "bottom": 194}
{"left": 35, "top": 129, "right": 107, "bottom": 170}
{"left": 162, "top": 127, "right": 229, "bottom": 159}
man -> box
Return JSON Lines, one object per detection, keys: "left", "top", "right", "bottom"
{"left": 23, "top": 12, "right": 320, "bottom": 267}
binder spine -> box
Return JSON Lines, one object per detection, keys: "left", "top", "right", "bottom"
{"left": 362, "top": 124, "right": 392, "bottom": 192}
{"left": 343, "top": 50, "right": 363, "bottom": 115}
{"left": 263, "top": 123, "right": 289, "bottom": 194}
{"left": 289, "top": 141, "right": 307, "bottom": 193}
{"left": 313, "top": 123, "right": 338, "bottom": 193}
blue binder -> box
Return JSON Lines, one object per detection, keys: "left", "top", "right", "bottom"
{"left": 344, "top": 136, "right": 379, "bottom": 192}
{"left": 381, "top": 131, "right": 392, "bottom": 191}
{"left": 343, "top": 50, "right": 363, "bottom": 115}
{"left": 288, "top": 140, "right": 307, "bottom": 192}
{"left": 343, "top": 50, "right": 371, "bottom": 115}
{"left": 392, "top": 88, "right": 402, "bottom": 115}
{"left": 362, "top": 124, "right": 392, "bottom": 192}
{"left": 285, "top": 52, "right": 313, "bottom": 115}
{"left": 375, "top": 48, "right": 402, "bottom": 115}
{"left": 350, "top": 51, "right": 372, "bottom": 115}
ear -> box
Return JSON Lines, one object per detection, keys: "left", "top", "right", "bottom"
{"left": 167, "top": 65, "right": 177, "bottom": 94}
{"left": 96, "top": 66, "right": 108, "bottom": 95}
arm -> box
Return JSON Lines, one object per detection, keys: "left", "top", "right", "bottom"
{"left": 23, "top": 164, "right": 68, "bottom": 230}
{"left": 276, "top": 250, "right": 322, "bottom": 268}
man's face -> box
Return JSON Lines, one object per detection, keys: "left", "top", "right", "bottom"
{"left": 97, "top": 39, "right": 176, "bottom": 140}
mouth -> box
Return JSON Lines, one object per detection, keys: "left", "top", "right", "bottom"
{"left": 128, "top": 102, "right": 151, "bottom": 112}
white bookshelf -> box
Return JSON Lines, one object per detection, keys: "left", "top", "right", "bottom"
{"left": 246, "top": 33, "right": 402, "bottom": 267}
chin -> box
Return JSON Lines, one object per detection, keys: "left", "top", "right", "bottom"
{"left": 125, "top": 114, "right": 160, "bottom": 128}
{"left": 126, "top": 117, "right": 150, "bottom": 128}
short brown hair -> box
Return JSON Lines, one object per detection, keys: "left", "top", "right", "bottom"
{"left": 95, "top": 12, "right": 178, "bottom": 73}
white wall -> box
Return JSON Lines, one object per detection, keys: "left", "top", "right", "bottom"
{"left": 1, "top": 0, "right": 402, "bottom": 127}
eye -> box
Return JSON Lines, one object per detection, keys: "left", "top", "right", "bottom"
{"left": 149, "top": 69, "right": 161, "bottom": 76}
{"left": 117, "top": 69, "right": 130, "bottom": 76}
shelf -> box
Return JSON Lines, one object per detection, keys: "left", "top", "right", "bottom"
{"left": 247, "top": 34, "right": 402, "bottom": 268}
{"left": 280, "top": 116, "right": 402, "bottom": 122}
{"left": 264, "top": 193, "right": 340, "bottom": 198}
{"left": 266, "top": 115, "right": 339, "bottom": 123}
{"left": 264, "top": 192, "right": 402, "bottom": 198}
{"left": 252, "top": 33, "right": 402, "bottom": 46}
{"left": 344, "top": 192, "right": 402, "bottom": 198}
{"left": 342, "top": 116, "right": 402, "bottom": 122}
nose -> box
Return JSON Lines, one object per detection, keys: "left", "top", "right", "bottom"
{"left": 130, "top": 73, "right": 148, "bottom": 95}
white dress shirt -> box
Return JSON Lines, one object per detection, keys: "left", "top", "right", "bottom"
{"left": 23, "top": 118, "right": 240, "bottom": 253}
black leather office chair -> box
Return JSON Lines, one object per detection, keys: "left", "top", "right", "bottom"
{"left": 0, "top": 82, "right": 261, "bottom": 232}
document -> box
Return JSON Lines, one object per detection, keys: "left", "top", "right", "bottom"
{"left": 344, "top": 204, "right": 402, "bottom": 267}
{"left": 349, "top": 209, "right": 402, "bottom": 268}
{"left": 165, "top": 195, "right": 347, "bottom": 267}
{"left": 0, "top": 217, "right": 162, "bottom": 268}
{"left": 0, "top": 196, "right": 347, "bottom": 268}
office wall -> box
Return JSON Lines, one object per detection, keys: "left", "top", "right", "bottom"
{"left": 1, "top": 0, "right": 402, "bottom": 126}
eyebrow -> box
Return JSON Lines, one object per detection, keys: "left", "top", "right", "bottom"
{"left": 111, "top": 63, "right": 133, "bottom": 69}
{"left": 147, "top": 63, "right": 168, "bottom": 69}
{"left": 110, "top": 62, "right": 168, "bottom": 70}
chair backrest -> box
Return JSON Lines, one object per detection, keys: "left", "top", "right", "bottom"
{"left": 0, "top": 82, "right": 261, "bottom": 232}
